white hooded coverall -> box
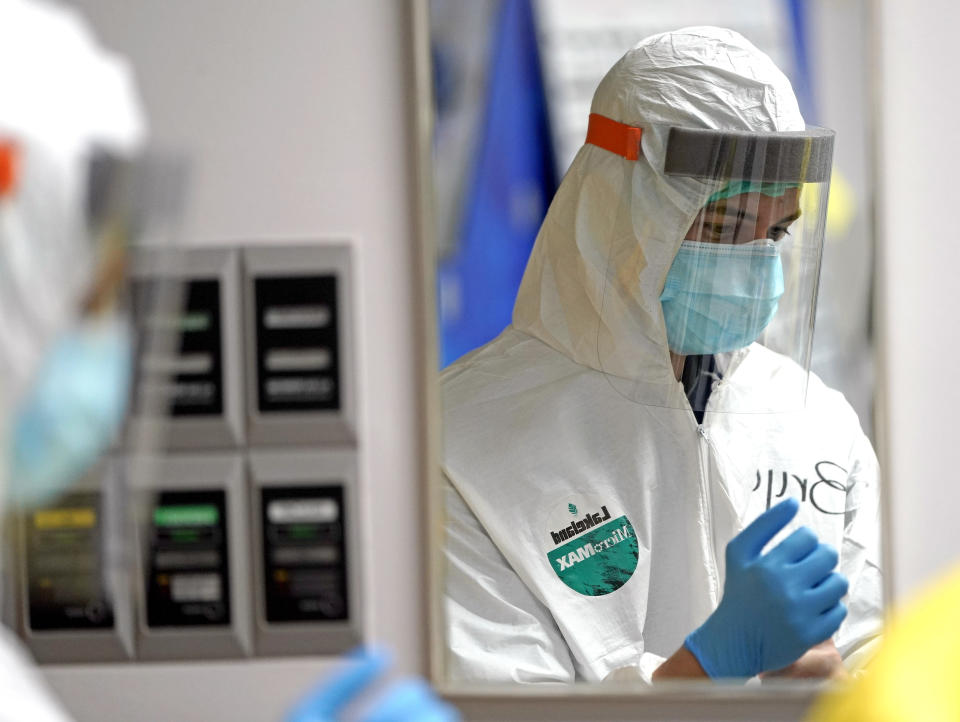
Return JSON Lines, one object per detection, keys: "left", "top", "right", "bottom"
{"left": 442, "top": 27, "right": 882, "bottom": 684}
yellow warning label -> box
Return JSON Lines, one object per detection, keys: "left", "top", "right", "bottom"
{"left": 33, "top": 508, "right": 96, "bottom": 530}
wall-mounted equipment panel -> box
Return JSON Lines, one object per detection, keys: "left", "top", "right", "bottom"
{"left": 16, "top": 242, "right": 365, "bottom": 666}
{"left": 129, "top": 247, "right": 245, "bottom": 449}
{"left": 249, "top": 449, "right": 361, "bottom": 656}
{"left": 19, "top": 461, "right": 133, "bottom": 663}
{"left": 130, "top": 454, "right": 251, "bottom": 660}
{"left": 243, "top": 245, "right": 355, "bottom": 446}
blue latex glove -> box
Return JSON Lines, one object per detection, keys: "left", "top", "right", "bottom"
{"left": 285, "top": 647, "right": 460, "bottom": 722}
{"left": 685, "top": 498, "right": 849, "bottom": 678}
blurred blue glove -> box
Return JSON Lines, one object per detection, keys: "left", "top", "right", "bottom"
{"left": 286, "top": 647, "right": 460, "bottom": 722}
{"left": 685, "top": 497, "right": 849, "bottom": 678}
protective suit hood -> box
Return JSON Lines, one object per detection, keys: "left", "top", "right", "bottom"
{"left": 442, "top": 28, "right": 878, "bottom": 684}
{"left": 512, "top": 27, "right": 805, "bottom": 388}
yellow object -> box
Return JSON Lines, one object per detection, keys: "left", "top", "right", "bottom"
{"left": 825, "top": 169, "right": 856, "bottom": 240}
{"left": 807, "top": 566, "right": 960, "bottom": 721}
{"left": 32, "top": 507, "right": 96, "bottom": 530}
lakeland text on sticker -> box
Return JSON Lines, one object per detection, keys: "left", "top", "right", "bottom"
{"left": 547, "top": 506, "right": 638, "bottom": 596}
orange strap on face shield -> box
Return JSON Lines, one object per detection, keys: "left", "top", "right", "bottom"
{"left": 585, "top": 113, "right": 643, "bottom": 161}
{"left": 0, "top": 141, "right": 18, "bottom": 198}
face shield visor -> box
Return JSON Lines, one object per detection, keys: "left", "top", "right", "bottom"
{"left": 591, "top": 118, "right": 834, "bottom": 413}
{"left": 0, "top": 138, "right": 184, "bottom": 509}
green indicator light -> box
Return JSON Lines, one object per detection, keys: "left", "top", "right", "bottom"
{"left": 154, "top": 505, "right": 218, "bottom": 527}
{"left": 288, "top": 524, "right": 319, "bottom": 540}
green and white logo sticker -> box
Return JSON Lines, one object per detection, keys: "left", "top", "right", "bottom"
{"left": 547, "top": 511, "right": 638, "bottom": 597}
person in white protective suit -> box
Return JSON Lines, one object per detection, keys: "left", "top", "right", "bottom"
{"left": 0, "top": 1, "right": 145, "bottom": 719}
{"left": 442, "top": 27, "right": 882, "bottom": 683}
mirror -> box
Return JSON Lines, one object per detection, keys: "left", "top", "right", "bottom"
{"left": 428, "top": 0, "right": 883, "bottom": 691}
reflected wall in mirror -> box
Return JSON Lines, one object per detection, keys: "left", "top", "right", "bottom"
{"left": 430, "top": 0, "right": 881, "bottom": 689}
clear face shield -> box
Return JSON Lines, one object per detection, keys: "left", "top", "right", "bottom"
{"left": 595, "top": 120, "right": 834, "bottom": 413}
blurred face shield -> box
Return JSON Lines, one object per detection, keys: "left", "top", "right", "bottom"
{"left": 0, "top": 139, "right": 184, "bottom": 509}
{"left": 594, "top": 120, "right": 834, "bottom": 413}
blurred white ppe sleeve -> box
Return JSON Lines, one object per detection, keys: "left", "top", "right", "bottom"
{"left": 0, "top": 628, "right": 72, "bottom": 722}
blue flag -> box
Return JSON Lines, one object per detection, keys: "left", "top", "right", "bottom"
{"left": 785, "top": 0, "right": 817, "bottom": 121}
{"left": 437, "top": 0, "right": 556, "bottom": 367}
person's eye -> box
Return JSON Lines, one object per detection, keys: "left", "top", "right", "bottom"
{"left": 770, "top": 226, "right": 792, "bottom": 241}
{"left": 710, "top": 223, "right": 738, "bottom": 239}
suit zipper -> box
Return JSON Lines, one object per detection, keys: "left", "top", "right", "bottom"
{"left": 696, "top": 423, "right": 721, "bottom": 607}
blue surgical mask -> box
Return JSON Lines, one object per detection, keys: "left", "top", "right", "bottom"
{"left": 660, "top": 240, "right": 784, "bottom": 355}
{"left": 8, "top": 317, "right": 132, "bottom": 507}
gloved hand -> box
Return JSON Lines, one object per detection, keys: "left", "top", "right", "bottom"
{"left": 684, "top": 497, "right": 849, "bottom": 678}
{"left": 285, "top": 647, "right": 460, "bottom": 722}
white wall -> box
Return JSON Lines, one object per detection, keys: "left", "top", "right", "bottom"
{"left": 45, "top": 2, "right": 427, "bottom": 720}
{"left": 874, "top": 0, "right": 960, "bottom": 602}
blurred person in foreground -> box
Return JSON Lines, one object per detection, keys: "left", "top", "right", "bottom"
{"left": 806, "top": 566, "right": 960, "bottom": 721}
{"left": 0, "top": 0, "right": 142, "bottom": 718}
{"left": 0, "top": 2, "right": 457, "bottom": 720}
